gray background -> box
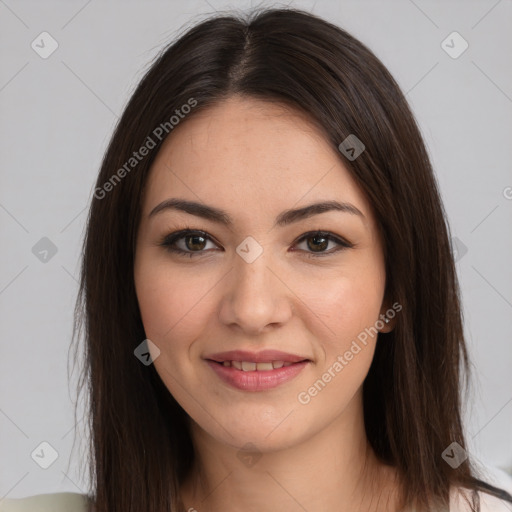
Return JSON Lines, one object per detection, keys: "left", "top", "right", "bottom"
{"left": 1, "top": 0, "right": 511, "bottom": 499}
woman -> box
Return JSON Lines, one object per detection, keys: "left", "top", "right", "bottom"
{"left": 2, "top": 7, "right": 511, "bottom": 512}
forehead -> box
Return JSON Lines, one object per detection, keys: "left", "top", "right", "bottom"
{"left": 142, "top": 96, "right": 372, "bottom": 224}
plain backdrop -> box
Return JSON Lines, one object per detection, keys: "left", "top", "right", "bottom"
{"left": 1, "top": 0, "right": 511, "bottom": 499}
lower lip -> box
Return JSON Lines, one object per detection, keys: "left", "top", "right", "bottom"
{"left": 206, "top": 360, "right": 309, "bottom": 391}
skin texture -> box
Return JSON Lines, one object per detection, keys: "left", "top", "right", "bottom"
{"left": 134, "top": 96, "right": 400, "bottom": 511}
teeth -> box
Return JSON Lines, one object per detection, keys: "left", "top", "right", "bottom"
{"left": 220, "top": 360, "right": 295, "bottom": 371}
{"left": 255, "top": 362, "right": 273, "bottom": 371}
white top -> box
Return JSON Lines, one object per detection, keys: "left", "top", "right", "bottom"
{"left": 451, "top": 487, "right": 512, "bottom": 511}
{"left": 0, "top": 488, "right": 511, "bottom": 511}
{"left": 0, "top": 492, "right": 89, "bottom": 512}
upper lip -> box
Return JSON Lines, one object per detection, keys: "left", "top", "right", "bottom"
{"left": 205, "top": 349, "right": 310, "bottom": 363}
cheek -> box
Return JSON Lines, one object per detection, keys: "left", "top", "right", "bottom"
{"left": 302, "top": 261, "right": 385, "bottom": 346}
{"left": 295, "top": 276, "right": 383, "bottom": 415}
{"left": 297, "top": 261, "right": 386, "bottom": 409}
{"left": 134, "top": 257, "right": 213, "bottom": 346}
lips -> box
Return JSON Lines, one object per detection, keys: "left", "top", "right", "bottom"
{"left": 205, "top": 349, "right": 310, "bottom": 364}
{"left": 204, "top": 349, "right": 311, "bottom": 391}
{"left": 207, "top": 360, "right": 309, "bottom": 391}
{"left": 219, "top": 360, "right": 293, "bottom": 371}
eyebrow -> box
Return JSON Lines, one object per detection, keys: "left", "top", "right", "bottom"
{"left": 148, "top": 198, "right": 364, "bottom": 227}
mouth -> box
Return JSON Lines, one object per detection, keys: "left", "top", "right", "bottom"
{"left": 207, "top": 359, "right": 307, "bottom": 371}
{"left": 204, "top": 350, "right": 312, "bottom": 391}
{"left": 204, "top": 349, "right": 313, "bottom": 391}
{"left": 205, "top": 349, "right": 311, "bottom": 366}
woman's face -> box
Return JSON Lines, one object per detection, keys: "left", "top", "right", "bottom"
{"left": 134, "top": 96, "right": 392, "bottom": 452}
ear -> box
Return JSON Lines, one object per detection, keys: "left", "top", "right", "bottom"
{"left": 377, "top": 300, "right": 401, "bottom": 333}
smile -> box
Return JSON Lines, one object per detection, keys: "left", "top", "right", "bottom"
{"left": 206, "top": 359, "right": 309, "bottom": 391}
{"left": 218, "top": 360, "right": 295, "bottom": 370}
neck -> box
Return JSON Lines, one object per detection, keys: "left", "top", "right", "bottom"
{"left": 179, "top": 390, "right": 401, "bottom": 512}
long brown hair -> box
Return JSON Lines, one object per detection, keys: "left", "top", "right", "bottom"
{"left": 72, "top": 7, "right": 512, "bottom": 511}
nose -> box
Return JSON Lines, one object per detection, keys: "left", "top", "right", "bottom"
{"left": 218, "top": 246, "right": 293, "bottom": 335}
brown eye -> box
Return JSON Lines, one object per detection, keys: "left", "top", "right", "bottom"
{"left": 159, "top": 230, "right": 219, "bottom": 257}
{"left": 185, "top": 234, "right": 207, "bottom": 251}
{"left": 160, "top": 229, "right": 352, "bottom": 259}
{"left": 306, "top": 234, "right": 329, "bottom": 252}
{"left": 294, "top": 231, "right": 353, "bottom": 257}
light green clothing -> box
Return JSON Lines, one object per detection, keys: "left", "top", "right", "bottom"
{"left": 1, "top": 488, "right": 511, "bottom": 511}
{"left": 0, "top": 492, "right": 89, "bottom": 512}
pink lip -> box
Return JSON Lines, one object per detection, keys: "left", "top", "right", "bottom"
{"left": 205, "top": 349, "right": 309, "bottom": 364}
{"left": 206, "top": 360, "right": 310, "bottom": 392}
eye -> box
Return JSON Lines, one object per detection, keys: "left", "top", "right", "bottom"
{"left": 159, "top": 229, "right": 220, "bottom": 258}
{"left": 293, "top": 231, "right": 353, "bottom": 257}
{"left": 158, "top": 229, "right": 353, "bottom": 258}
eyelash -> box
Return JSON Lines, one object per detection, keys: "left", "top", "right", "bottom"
{"left": 158, "top": 228, "right": 353, "bottom": 259}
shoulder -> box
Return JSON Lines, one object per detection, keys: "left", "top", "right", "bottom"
{"left": 0, "top": 492, "right": 90, "bottom": 512}
{"left": 450, "top": 486, "right": 512, "bottom": 511}
{"left": 478, "top": 491, "right": 512, "bottom": 511}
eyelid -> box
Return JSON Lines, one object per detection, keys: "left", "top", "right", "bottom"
{"left": 158, "top": 229, "right": 220, "bottom": 257}
{"left": 158, "top": 228, "right": 353, "bottom": 258}
{"left": 293, "top": 230, "right": 353, "bottom": 249}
